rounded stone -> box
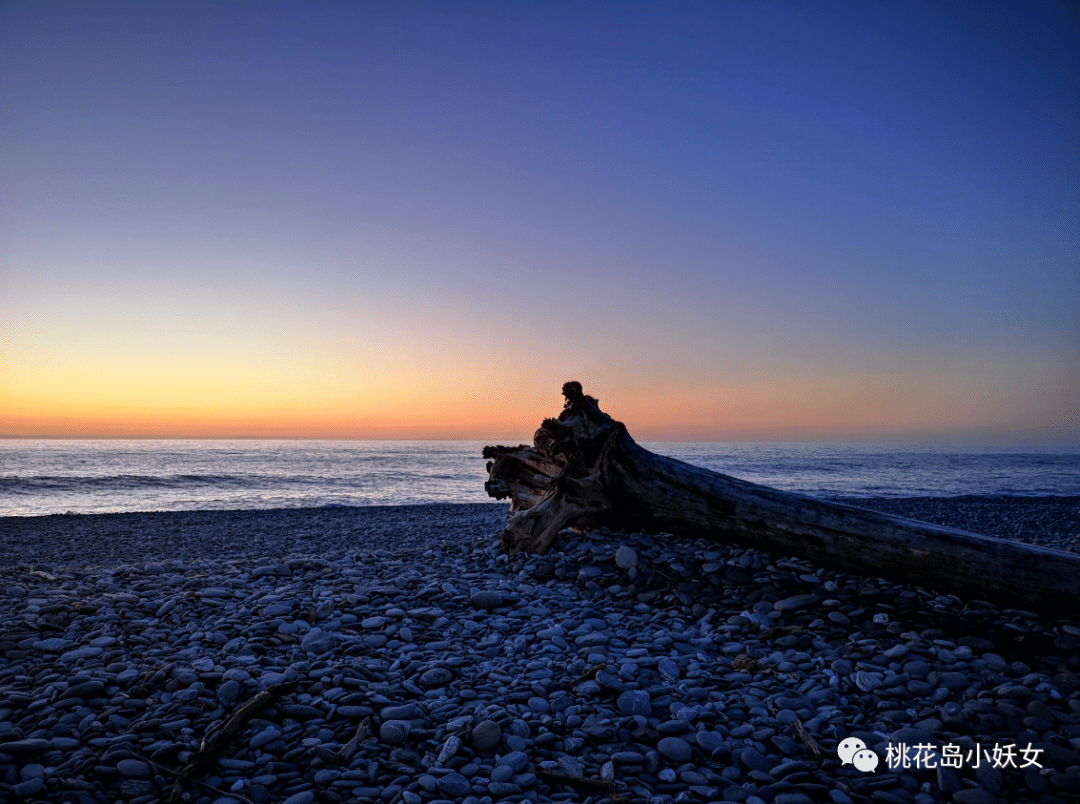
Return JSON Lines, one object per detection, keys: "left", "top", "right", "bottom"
{"left": 696, "top": 730, "right": 725, "bottom": 752}
{"left": 497, "top": 750, "right": 530, "bottom": 774}
{"left": 117, "top": 759, "right": 152, "bottom": 779}
{"left": 1051, "top": 773, "right": 1080, "bottom": 794}
{"left": 774, "top": 594, "right": 817, "bottom": 612}
{"left": 739, "top": 748, "right": 773, "bottom": 773}
{"left": 381, "top": 703, "right": 420, "bottom": 720}
{"left": 300, "top": 630, "right": 334, "bottom": 654}
{"left": 419, "top": 667, "right": 453, "bottom": 689}
{"left": 281, "top": 793, "right": 315, "bottom": 804}
{"left": 472, "top": 719, "right": 502, "bottom": 751}
{"left": 0, "top": 739, "right": 52, "bottom": 754}
{"left": 380, "top": 720, "right": 412, "bottom": 747}
{"left": 218, "top": 679, "right": 242, "bottom": 703}
{"left": 617, "top": 690, "right": 652, "bottom": 717}
{"left": 19, "top": 763, "right": 45, "bottom": 781}
{"left": 657, "top": 736, "right": 692, "bottom": 762}
{"left": 855, "top": 671, "right": 883, "bottom": 692}
{"left": 615, "top": 545, "right": 638, "bottom": 570}
{"left": 14, "top": 779, "right": 44, "bottom": 797}
{"left": 939, "top": 672, "right": 970, "bottom": 692}
{"left": 470, "top": 590, "right": 504, "bottom": 610}
{"left": 774, "top": 793, "right": 813, "bottom": 804}
{"left": 436, "top": 773, "right": 472, "bottom": 797}
{"left": 957, "top": 635, "right": 995, "bottom": 651}
{"left": 250, "top": 726, "right": 281, "bottom": 749}
{"left": 952, "top": 790, "right": 996, "bottom": 804}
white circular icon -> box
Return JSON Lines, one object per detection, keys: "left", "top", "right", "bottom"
{"left": 837, "top": 737, "right": 866, "bottom": 764}
{"left": 853, "top": 748, "right": 880, "bottom": 772}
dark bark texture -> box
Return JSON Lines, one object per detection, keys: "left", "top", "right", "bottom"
{"left": 483, "top": 382, "right": 1080, "bottom": 617}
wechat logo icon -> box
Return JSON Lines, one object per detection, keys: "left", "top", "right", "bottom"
{"left": 838, "top": 737, "right": 880, "bottom": 772}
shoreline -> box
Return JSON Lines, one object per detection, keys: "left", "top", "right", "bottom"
{"left": 1, "top": 496, "right": 1077, "bottom": 570}
{"left": 1, "top": 498, "right": 1078, "bottom": 803}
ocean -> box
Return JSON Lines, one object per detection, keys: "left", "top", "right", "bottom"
{"left": 1, "top": 440, "right": 1078, "bottom": 517}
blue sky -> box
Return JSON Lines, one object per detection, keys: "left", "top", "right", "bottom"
{"left": 1, "top": 0, "right": 1077, "bottom": 442}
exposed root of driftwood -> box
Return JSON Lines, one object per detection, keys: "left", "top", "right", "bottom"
{"left": 794, "top": 718, "right": 825, "bottom": 760}
{"left": 139, "top": 753, "right": 256, "bottom": 804}
{"left": 339, "top": 717, "right": 372, "bottom": 762}
{"left": 483, "top": 382, "right": 1080, "bottom": 617}
{"left": 759, "top": 625, "right": 805, "bottom": 640}
{"left": 536, "top": 769, "right": 631, "bottom": 802}
{"left": 167, "top": 679, "right": 299, "bottom": 804}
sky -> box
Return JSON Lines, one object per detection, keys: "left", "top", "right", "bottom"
{"left": 1, "top": 0, "right": 1078, "bottom": 443}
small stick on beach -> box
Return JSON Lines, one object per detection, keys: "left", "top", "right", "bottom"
{"left": 167, "top": 679, "right": 300, "bottom": 804}
{"left": 339, "top": 717, "right": 372, "bottom": 762}
{"left": 794, "top": 718, "right": 825, "bottom": 760}
{"left": 536, "top": 768, "right": 632, "bottom": 801}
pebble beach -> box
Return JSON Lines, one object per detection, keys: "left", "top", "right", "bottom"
{"left": 1, "top": 497, "right": 1079, "bottom": 804}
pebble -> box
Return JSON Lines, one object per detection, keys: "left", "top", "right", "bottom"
{"left": 117, "top": 758, "right": 152, "bottom": 778}
{"left": 497, "top": 750, "right": 530, "bottom": 774}
{"left": 379, "top": 720, "right": 412, "bottom": 746}
{"left": 471, "top": 719, "right": 502, "bottom": 750}
{"left": 951, "top": 790, "right": 996, "bottom": 804}
{"left": 300, "top": 630, "right": 334, "bottom": 654}
{"left": 617, "top": 689, "right": 652, "bottom": 716}
{"left": 657, "top": 736, "right": 692, "bottom": 762}
{"left": 0, "top": 498, "right": 1075, "bottom": 804}
{"left": 615, "top": 545, "right": 638, "bottom": 569}
{"left": 14, "top": 778, "right": 44, "bottom": 796}
{"left": 774, "top": 594, "right": 818, "bottom": 612}
{"left": 281, "top": 793, "right": 315, "bottom": 804}
{"left": 470, "top": 590, "right": 503, "bottom": 610}
{"left": 420, "top": 667, "right": 453, "bottom": 688}
{"left": 436, "top": 773, "right": 472, "bottom": 797}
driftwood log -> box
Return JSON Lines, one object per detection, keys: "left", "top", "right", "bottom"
{"left": 483, "top": 382, "right": 1080, "bottom": 618}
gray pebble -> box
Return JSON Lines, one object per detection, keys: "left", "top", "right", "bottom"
{"left": 419, "top": 667, "right": 453, "bottom": 688}
{"left": 379, "top": 720, "right": 411, "bottom": 747}
{"left": 281, "top": 793, "right": 315, "bottom": 804}
{"left": 617, "top": 689, "right": 652, "bottom": 716}
{"left": 774, "top": 594, "right": 817, "bottom": 612}
{"left": 497, "top": 750, "right": 530, "bottom": 774}
{"left": 436, "top": 773, "right": 472, "bottom": 797}
{"left": 471, "top": 720, "right": 502, "bottom": 751}
{"left": 470, "top": 590, "right": 503, "bottom": 610}
{"left": 952, "top": 790, "right": 996, "bottom": 804}
{"left": 615, "top": 545, "right": 638, "bottom": 569}
{"left": 117, "top": 758, "right": 152, "bottom": 778}
{"left": 658, "top": 736, "right": 691, "bottom": 762}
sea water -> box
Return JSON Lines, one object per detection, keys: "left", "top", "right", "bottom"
{"left": 1, "top": 439, "right": 1077, "bottom": 516}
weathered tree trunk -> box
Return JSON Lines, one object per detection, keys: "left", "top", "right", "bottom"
{"left": 483, "top": 382, "right": 1080, "bottom": 617}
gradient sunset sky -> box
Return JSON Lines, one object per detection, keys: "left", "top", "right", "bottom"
{"left": 2, "top": 1, "right": 1077, "bottom": 443}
